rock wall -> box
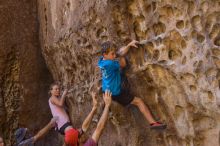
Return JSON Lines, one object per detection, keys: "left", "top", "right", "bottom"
{"left": 0, "top": 0, "right": 219, "bottom": 146}
{"left": 38, "top": 0, "right": 220, "bottom": 146}
{"left": 0, "top": 0, "right": 61, "bottom": 145}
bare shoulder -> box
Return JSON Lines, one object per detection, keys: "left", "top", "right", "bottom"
{"left": 49, "top": 96, "right": 56, "bottom": 104}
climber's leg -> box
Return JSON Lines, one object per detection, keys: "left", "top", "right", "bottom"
{"left": 130, "top": 97, "right": 167, "bottom": 129}
{"left": 130, "top": 97, "right": 155, "bottom": 123}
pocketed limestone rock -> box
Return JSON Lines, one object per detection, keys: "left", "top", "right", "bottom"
{"left": 1, "top": 0, "right": 220, "bottom": 146}
{"left": 38, "top": 0, "right": 220, "bottom": 145}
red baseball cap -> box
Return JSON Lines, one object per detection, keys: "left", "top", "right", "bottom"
{"left": 65, "top": 128, "right": 79, "bottom": 146}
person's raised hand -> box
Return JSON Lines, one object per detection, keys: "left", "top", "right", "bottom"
{"left": 103, "top": 90, "right": 112, "bottom": 107}
{"left": 63, "top": 88, "right": 68, "bottom": 96}
{"left": 128, "top": 40, "right": 139, "bottom": 48}
{"left": 91, "top": 91, "right": 98, "bottom": 109}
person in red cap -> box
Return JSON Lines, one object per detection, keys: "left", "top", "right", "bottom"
{"left": 79, "top": 90, "right": 111, "bottom": 146}
{"left": 73, "top": 90, "right": 112, "bottom": 146}
{"left": 49, "top": 83, "right": 112, "bottom": 146}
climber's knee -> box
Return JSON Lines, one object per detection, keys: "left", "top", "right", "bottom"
{"left": 131, "top": 97, "right": 142, "bottom": 106}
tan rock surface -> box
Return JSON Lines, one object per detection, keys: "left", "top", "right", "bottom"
{"left": 0, "top": 0, "right": 60, "bottom": 145}
{"left": 38, "top": 0, "right": 220, "bottom": 146}
{"left": 1, "top": 0, "right": 220, "bottom": 146}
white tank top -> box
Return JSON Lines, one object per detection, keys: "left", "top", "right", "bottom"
{"left": 48, "top": 98, "right": 70, "bottom": 129}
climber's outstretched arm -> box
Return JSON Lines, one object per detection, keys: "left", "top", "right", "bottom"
{"left": 81, "top": 92, "right": 98, "bottom": 132}
{"left": 117, "top": 40, "right": 138, "bottom": 56}
{"left": 117, "top": 40, "right": 138, "bottom": 68}
{"left": 91, "top": 91, "right": 112, "bottom": 143}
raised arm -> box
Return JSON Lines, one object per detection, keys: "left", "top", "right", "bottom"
{"left": 91, "top": 90, "right": 112, "bottom": 143}
{"left": 33, "top": 117, "right": 57, "bottom": 142}
{"left": 50, "top": 89, "right": 68, "bottom": 107}
{"left": 81, "top": 91, "right": 98, "bottom": 132}
{"left": 117, "top": 40, "right": 138, "bottom": 56}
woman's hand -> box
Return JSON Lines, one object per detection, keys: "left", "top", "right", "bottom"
{"left": 91, "top": 91, "right": 98, "bottom": 109}
{"left": 63, "top": 89, "right": 68, "bottom": 96}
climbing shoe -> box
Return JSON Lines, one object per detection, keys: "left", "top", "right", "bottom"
{"left": 150, "top": 122, "right": 167, "bottom": 130}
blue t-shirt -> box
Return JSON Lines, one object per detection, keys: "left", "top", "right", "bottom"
{"left": 98, "top": 57, "right": 121, "bottom": 95}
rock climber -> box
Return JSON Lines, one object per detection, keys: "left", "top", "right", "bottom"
{"left": 97, "top": 40, "right": 166, "bottom": 129}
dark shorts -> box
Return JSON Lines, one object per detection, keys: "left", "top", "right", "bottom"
{"left": 83, "top": 138, "right": 97, "bottom": 146}
{"left": 59, "top": 122, "right": 72, "bottom": 135}
{"left": 102, "top": 71, "right": 134, "bottom": 106}
{"left": 112, "top": 89, "right": 134, "bottom": 106}
{"left": 113, "top": 70, "right": 134, "bottom": 106}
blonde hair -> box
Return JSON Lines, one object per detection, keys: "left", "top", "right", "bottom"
{"left": 48, "top": 83, "right": 59, "bottom": 96}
